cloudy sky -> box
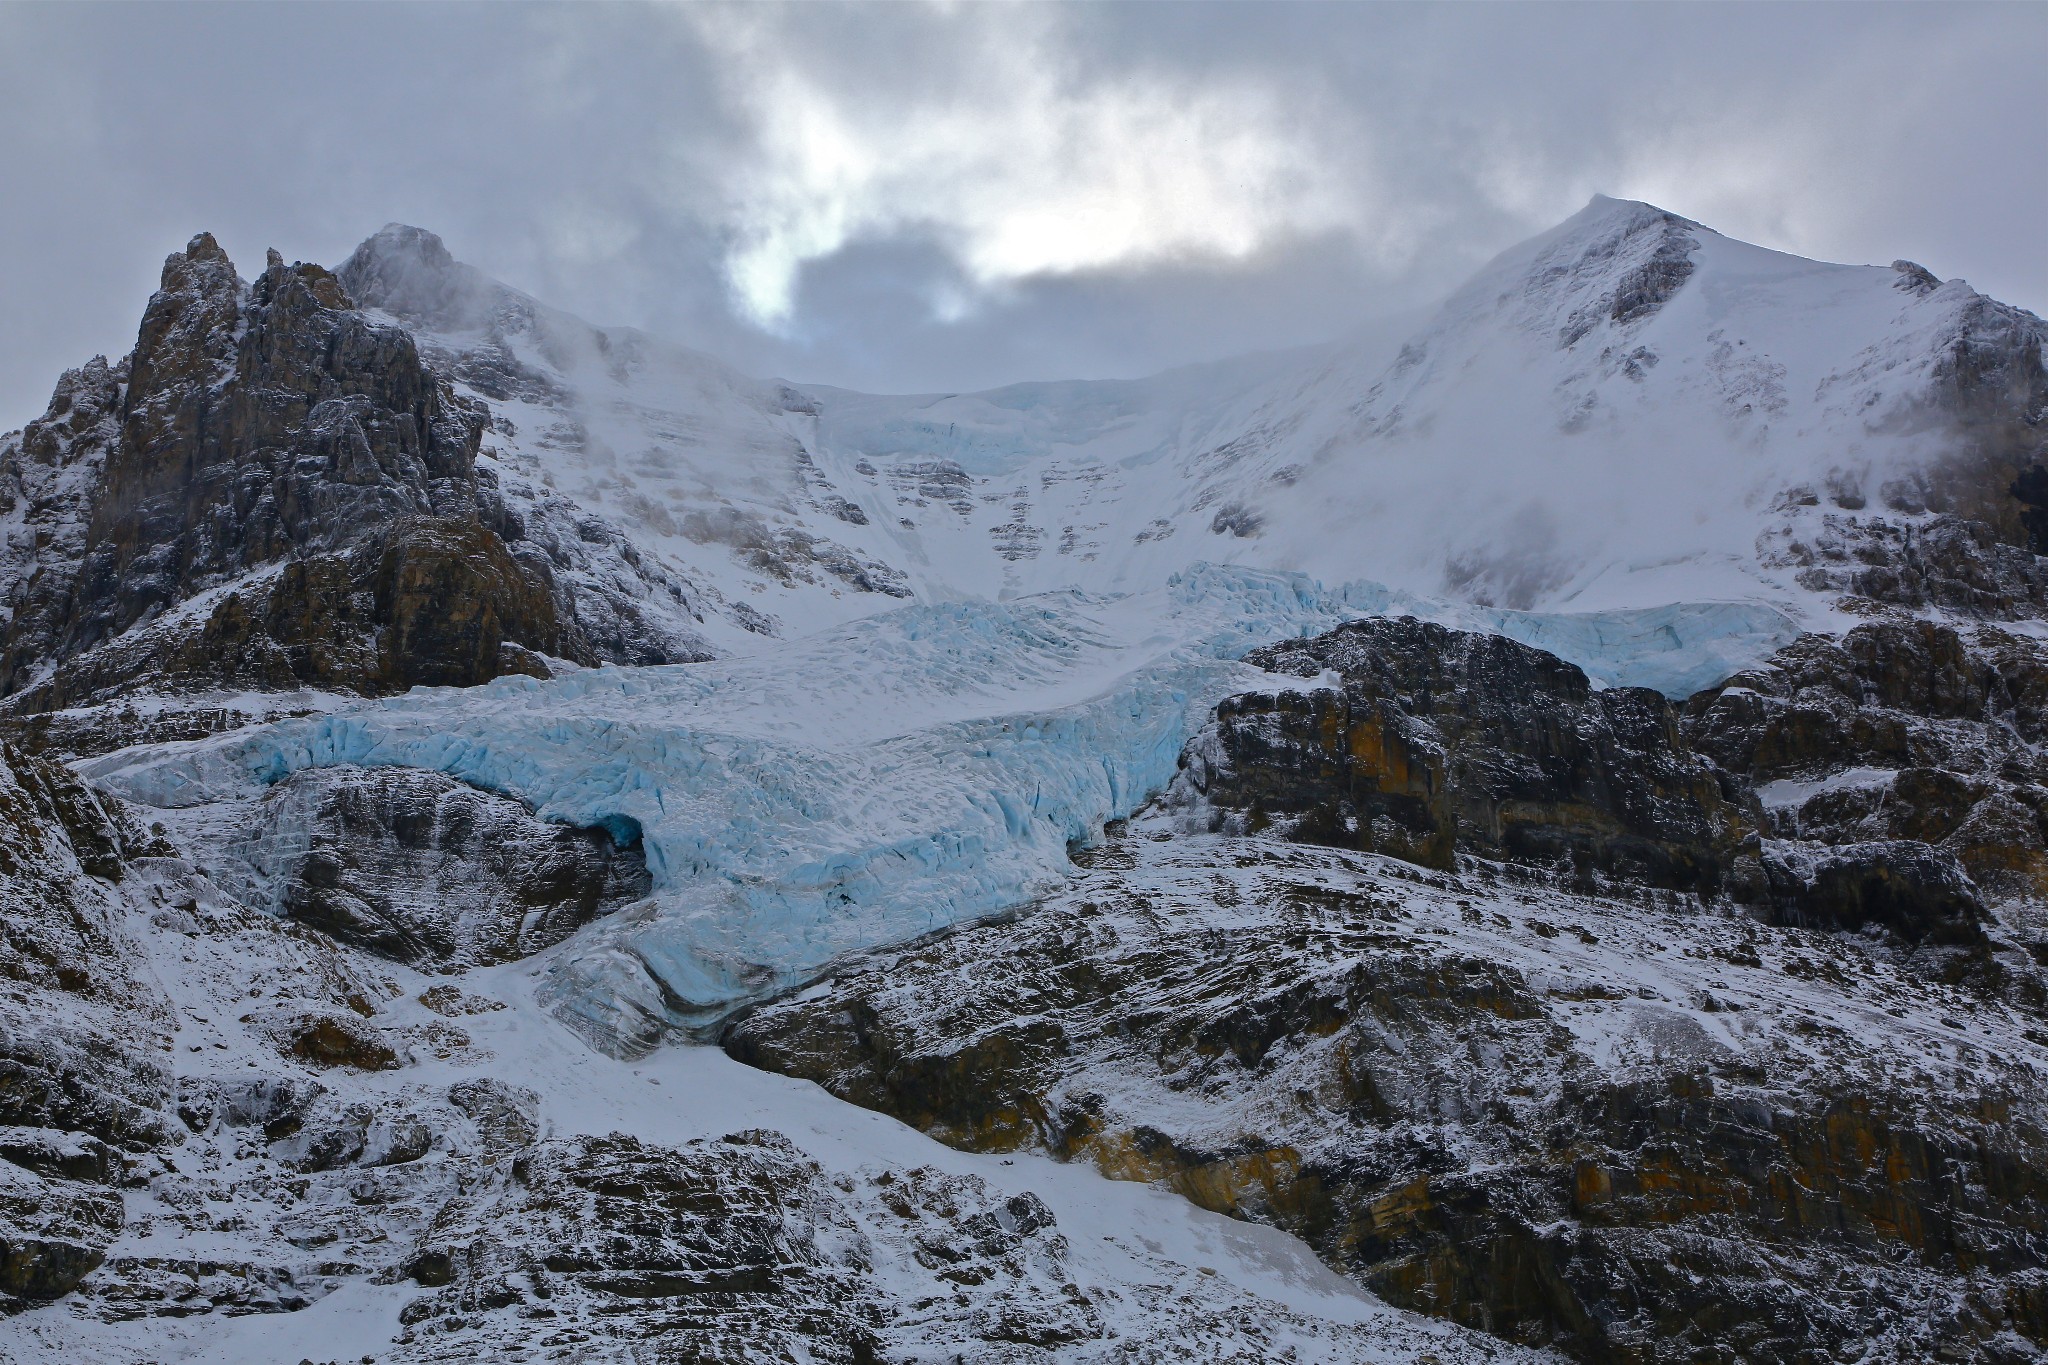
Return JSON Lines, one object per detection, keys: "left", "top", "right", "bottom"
{"left": 1, "top": 1, "right": 2042, "bottom": 426}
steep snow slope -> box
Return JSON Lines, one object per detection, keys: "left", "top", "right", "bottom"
{"left": 802, "top": 197, "right": 2039, "bottom": 613}
{"left": 337, "top": 225, "right": 922, "bottom": 649}
{"left": 90, "top": 565, "right": 1796, "bottom": 1049}
{"left": 1250, "top": 197, "right": 2039, "bottom": 610}
{"left": 331, "top": 197, "right": 2039, "bottom": 646}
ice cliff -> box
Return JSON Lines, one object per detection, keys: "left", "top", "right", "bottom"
{"left": 90, "top": 564, "right": 1796, "bottom": 1049}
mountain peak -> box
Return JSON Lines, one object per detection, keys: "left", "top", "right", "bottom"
{"left": 1568, "top": 193, "right": 1699, "bottom": 234}
{"left": 337, "top": 223, "right": 474, "bottom": 326}
{"left": 359, "top": 222, "right": 456, "bottom": 269}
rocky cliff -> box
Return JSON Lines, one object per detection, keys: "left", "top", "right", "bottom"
{"left": 0, "top": 234, "right": 715, "bottom": 729}
{"left": 1175, "top": 616, "right": 1761, "bottom": 894}
{"left": 729, "top": 614, "right": 2048, "bottom": 1362}
{"left": 726, "top": 822, "right": 2048, "bottom": 1363}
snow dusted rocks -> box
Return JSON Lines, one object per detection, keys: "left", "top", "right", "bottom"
{"left": 1, "top": 196, "right": 2046, "bottom": 1363}
{"left": 1176, "top": 616, "right": 1761, "bottom": 896}
{"left": 0, "top": 744, "right": 172, "bottom": 1305}
{"left": 0, "top": 818, "right": 1550, "bottom": 1365}
{"left": 1683, "top": 618, "right": 2048, "bottom": 983}
{"left": 232, "top": 766, "right": 650, "bottom": 971}
{"left": 725, "top": 826, "right": 2048, "bottom": 1363}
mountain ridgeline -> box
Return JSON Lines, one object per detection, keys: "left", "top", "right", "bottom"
{"left": 0, "top": 202, "right": 2044, "bottom": 1363}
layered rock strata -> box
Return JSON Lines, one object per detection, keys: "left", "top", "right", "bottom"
{"left": 726, "top": 828, "right": 2048, "bottom": 1363}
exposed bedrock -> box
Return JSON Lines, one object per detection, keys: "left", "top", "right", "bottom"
{"left": 1686, "top": 618, "right": 2048, "bottom": 981}
{"left": 1765, "top": 512, "right": 2048, "bottom": 619}
{"left": 1174, "top": 616, "right": 1764, "bottom": 896}
{"left": 233, "top": 766, "right": 651, "bottom": 971}
{"left": 0, "top": 233, "right": 706, "bottom": 726}
{"left": 394, "top": 1129, "right": 885, "bottom": 1363}
{"left": 725, "top": 836, "right": 2048, "bottom": 1364}
{"left": 1929, "top": 291, "right": 2048, "bottom": 550}
{"left": 0, "top": 743, "right": 174, "bottom": 1306}
{"left": 1175, "top": 615, "right": 2048, "bottom": 973}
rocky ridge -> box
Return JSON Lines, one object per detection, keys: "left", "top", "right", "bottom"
{"left": 0, "top": 233, "right": 718, "bottom": 733}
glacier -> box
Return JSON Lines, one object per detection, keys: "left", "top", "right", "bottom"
{"left": 88, "top": 563, "right": 1797, "bottom": 1050}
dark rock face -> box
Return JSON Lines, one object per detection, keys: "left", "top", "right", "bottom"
{"left": 397, "top": 1129, "right": 883, "bottom": 1362}
{"left": 1926, "top": 290, "right": 2048, "bottom": 547}
{"left": 235, "top": 766, "right": 650, "bottom": 970}
{"left": 1181, "top": 615, "right": 2048, "bottom": 977}
{"left": 1684, "top": 620, "right": 2048, "bottom": 958}
{"left": 726, "top": 831, "right": 2048, "bottom": 1364}
{"left": 1179, "top": 617, "right": 1759, "bottom": 896}
{"left": 0, "top": 743, "right": 173, "bottom": 1305}
{"left": 0, "top": 234, "right": 640, "bottom": 717}
{"left": 2013, "top": 465, "right": 2048, "bottom": 555}
{"left": 1761, "top": 839, "right": 1986, "bottom": 945}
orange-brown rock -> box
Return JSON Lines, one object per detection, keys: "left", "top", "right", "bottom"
{"left": 0, "top": 234, "right": 626, "bottom": 722}
{"left": 726, "top": 831, "right": 2048, "bottom": 1363}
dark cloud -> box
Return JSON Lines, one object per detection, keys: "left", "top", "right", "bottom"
{"left": 1, "top": 1, "right": 2041, "bottom": 424}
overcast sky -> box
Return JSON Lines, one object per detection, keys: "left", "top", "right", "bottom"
{"left": 1, "top": 1, "right": 2042, "bottom": 427}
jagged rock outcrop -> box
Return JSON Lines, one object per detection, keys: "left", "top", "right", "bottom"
{"left": 1176, "top": 617, "right": 1761, "bottom": 897}
{"left": 1684, "top": 619, "right": 2048, "bottom": 982}
{"left": 1762, "top": 511, "right": 2048, "bottom": 620}
{"left": 726, "top": 827, "right": 2048, "bottom": 1364}
{"left": 231, "top": 766, "right": 650, "bottom": 970}
{"left": 1174, "top": 615, "right": 2048, "bottom": 984}
{"left": 0, "top": 233, "right": 718, "bottom": 729}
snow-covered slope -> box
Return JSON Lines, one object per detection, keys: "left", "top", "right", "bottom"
{"left": 42, "top": 198, "right": 2038, "bottom": 1047}
{"left": 334, "top": 198, "right": 2041, "bottom": 645}
{"left": 4, "top": 201, "right": 2044, "bottom": 1363}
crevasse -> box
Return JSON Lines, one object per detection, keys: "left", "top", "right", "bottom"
{"left": 88, "top": 564, "right": 1795, "bottom": 1050}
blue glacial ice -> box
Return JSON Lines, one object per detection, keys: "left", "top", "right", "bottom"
{"left": 88, "top": 564, "right": 1797, "bottom": 1051}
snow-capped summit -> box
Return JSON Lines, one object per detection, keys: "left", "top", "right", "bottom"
{"left": 331, "top": 198, "right": 2041, "bottom": 642}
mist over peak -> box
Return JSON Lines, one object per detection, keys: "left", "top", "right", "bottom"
{"left": 3, "top": 3, "right": 2041, "bottom": 426}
